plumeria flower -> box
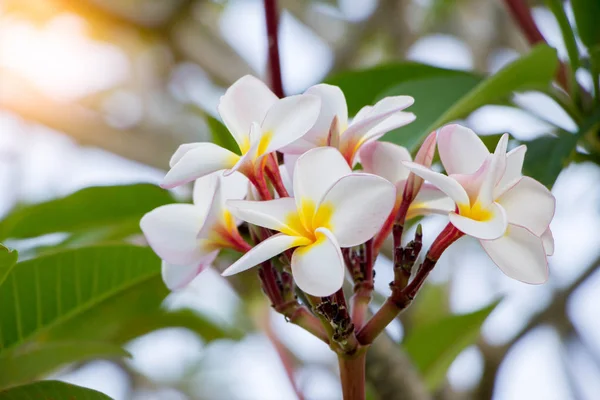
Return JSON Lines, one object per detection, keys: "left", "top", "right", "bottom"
{"left": 403, "top": 125, "right": 555, "bottom": 284}
{"left": 161, "top": 75, "right": 321, "bottom": 189}
{"left": 282, "top": 84, "right": 416, "bottom": 166}
{"left": 221, "top": 147, "right": 396, "bottom": 296}
{"left": 359, "top": 134, "right": 454, "bottom": 221}
{"left": 141, "top": 172, "right": 249, "bottom": 290}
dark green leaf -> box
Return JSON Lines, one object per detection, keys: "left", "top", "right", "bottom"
{"left": 0, "top": 245, "right": 160, "bottom": 353}
{"left": 378, "top": 75, "right": 481, "bottom": 150}
{"left": 326, "top": 63, "right": 481, "bottom": 115}
{"left": 0, "top": 342, "right": 129, "bottom": 388}
{"left": 0, "top": 184, "right": 175, "bottom": 240}
{"left": 403, "top": 301, "right": 499, "bottom": 391}
{"left": 523, "top": 134, "right": 578, "bottom": 188}
{"left": 0, "top": 380, "right": 113, "bottom": 400}
{"left": 0, "top": 245, "right": 17, "bottom": 287}
{"left": 571, "top": 0, "right": 600, "bottom": 50}
{"left": 207, "top": 115, "right": 239, "bottom": 154}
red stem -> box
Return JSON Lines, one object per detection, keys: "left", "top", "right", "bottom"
{"left": 338, "top": 351, "right": 367, "bottom": 400}
{"left": 263, "top": 0, "right": 284, "bottom": 98}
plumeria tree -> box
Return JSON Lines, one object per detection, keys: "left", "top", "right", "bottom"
{"left": 1, "top": 0, "right": 599, "bottom": 399}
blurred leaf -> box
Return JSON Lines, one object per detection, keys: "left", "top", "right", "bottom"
{"left": 0, "top": 341, "right": 129, "bottom": 389}
{"left": 207, "top": 115, "right": 239, "bottom": 153}
{"left": 0, "top": 380, "right": 113, "bottom": 400}
{"left": 406, "top": 283, "right": 450, "bottom": 328}
{"left": 45, "top": 276, "right": 242, "bottom": 345}
{"left": 0, "top": 245, "right": 160, "bottom": 353}
{"left": 378, "top": 75, "right": 481, "bottom": 150}
{"left": 0, "top": 245, "right": 17, "bottom": 287}
{"left": 403, "top": 301, "right": 499, "bottom": 391}
{"left": 326, "top": 63, "right": 482, "bottom": 115}
{"left": 523, "top": 134, "right": 578, "bottom": 188}
{"left": 0, "top": 184, "right": 175, "bottom": 240}
{"left": 571, "top": 0, "right": 600, "bottom": 50}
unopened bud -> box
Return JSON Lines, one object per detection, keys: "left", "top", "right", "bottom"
{"left": 404, "top": 131, "right": 437, "bottom": 202}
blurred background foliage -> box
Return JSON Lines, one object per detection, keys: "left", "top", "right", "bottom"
{"left": 0, "top": 0, "right": 599, "bottom": 399}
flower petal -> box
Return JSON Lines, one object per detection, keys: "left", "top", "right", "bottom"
{"left": 192, "top": 173, "right": 219, "bottom": 212}
{"left": 359, "top": 141, "right": 412, "bottom": 184}
{"left": 437, "top": 124, "right": 489, "bottom": 175}
{"left": 300, "top": 84, "right": 348, "bottom": 145}
{"left": 293, "top": 147, "right": 351, "bottom": 208}
{"left": 320, "top": 173, "right": 395, "bottom": 247}
{"left": 480, "top": 225, "right": 548, "bottom": 284}
{"left": 541, "top": 228, "right": 554, "bottom": 256}
{"left": 495, "top": 145, "right": 526, "bottom": 198}
{"left": 291, "top": 228, "right": 345, "bottom": 296}
{"left": 161, "top": 251, "right": 218, "bottom": 290}
{"left": 162, "top": 143, "right": 239, "bottom": 188}
{"left": 406, "top": 184, "right": 455, "bottom": 219}
{"left": 140, "top": 204, "right": 206, "bottom": 265}
{"left": 496, "top": 176, "right": 555, "bottom": 236}
{"left": 218, "top": 75, "right": 278, "bottom": 150}
{"left": 169, "top": 143, "right": 202, "bottom": 168}
{"left": 402, "top": 161, "right": 470, "bottom": 205}
{"left": 477, "top": 134, "right": 508, "bottom": 207}
{"left": 260, "top": 94, "right": 321, "bottom": 155}
{"left": 222, "top": 234, "right": 309, "bottom": 276}
{"left": 227, "top": 198, "right": 301, "bottom": 235}
{"left": 449, "top": 202, "right": 507, "bottom": 240}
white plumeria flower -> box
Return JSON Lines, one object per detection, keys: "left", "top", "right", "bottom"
{"left": 161, "top": 75, "right": 321, "bottom": 188}
{"left": 141, "top": 172, "right": 249, "bottom": 290}
{"left": 359, "top": 136, "right": 454, "bottom": 220}
{"left": 403, "top": 125, "right": 555, "bottom": 284}
{"left": 221, "top": 147, "right": 396, "bottom": 296}
{"left": 281, "top": 84, "right": 416, "bottom": 166}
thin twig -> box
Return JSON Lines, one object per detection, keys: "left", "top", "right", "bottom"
{"left": 263, "top": 0, "right": 284, "bottom": 98}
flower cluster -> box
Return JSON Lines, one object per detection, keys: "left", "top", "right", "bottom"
{"left": 141, "top": 74, "right": 555, "bottom": 299}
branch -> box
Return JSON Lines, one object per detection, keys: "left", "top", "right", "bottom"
{"left": 264, "top": 0, "right": 284, "bottom": 98}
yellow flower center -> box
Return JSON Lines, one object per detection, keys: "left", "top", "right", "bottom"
{"left": 457, "top": 201, "right": 493, "bottom": 221}
{"left": 283, "top": 197, "right": 334, "bottom": 243}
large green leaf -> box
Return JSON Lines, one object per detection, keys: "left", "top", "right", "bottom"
{"left": 0, "top": 245, "right": 160, "bottom": 352}
{"left": 0, "top": 341, "right": 129, "bottom": 388}
{"left": 326, "top": 63, "right": 481, "bottom": 115}
{"left": 0, "top": 245, "right": 17, "bottom": 287}
{"left": 571, "top": 0, "right": 600, "bottom": 50}
{"left": 378, "top": 74, "right": 482, "bottom": 150}
{"left": 523, "top": 133, "right": 579, "bottom": 188}
{"left": 0, "top": 380, "right": 112, "bottom": 400}
{"left": 207, "top": 115, "right": 239, "bottom": 153}
{"left": 378, "top": 45, "right": 558, "bottom": 151}
{"left": 403, "top": 301, "right": 499, "bottom": 391}
{"left": 0, "top": 184, "right": 175, "bottom": 240}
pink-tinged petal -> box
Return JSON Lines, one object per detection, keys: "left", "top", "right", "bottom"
{"left": 352, "top": 105, "right": 373, "bottom": 123}
{"left": 496, "top": 177, "right": 555, "bottom": 236}
{"left": 293, "top": 147, "right": 351, "bottom": 209}
{"left": 169, "top": 143, "right": 202, "bottom": 168}
{"left": 437, "top": 124, "right": 489, "bottom": 175}
{"left": 406, "top": 184, "right": 454, "bottom": 219}
{"left": 477, "top": 134, "right": 508, "bottom": 206}
{"left": 218, "top": 75, "right": 278, "bottom": 151}
{"left": 495, "top": 145, "right": 526, "bottom": 198}
{"left": 301, "top": 84, "right": 348, "bottom": 144}
{"left": 260, "top": 94, "right": 321, "bottom": 155}
{"left": 449, "top": 202, "right": 507, "bottom": 240}
{"left": 321, "top": 174, "right": 395, "bottom": 247}
{"left": 161, "top": 251, "right": 218, "bottom": 290}
{"left": 541, "top": 228, "right": 554, "bottom": 256}
{"left": 140, "top": 204, "right": 206, "bottom": 265}
{"left": 480, "top": 225, "right": 548, "bottom": 284}
{"left": 227, "top": 198, "right": 300, "bottom": 235}
{"left": 291, "top": 228, "right": 345, "bottom": 296}
{"left": 402, "top": 161, "right": 470, "bottom": 206}
{"left": 452, "top": 157, "right": 491, "bottom": 204}
{"left": 162, "top": 143, "right": 239, "bottom": 189}
{"left": 405, "top": 131, "right": 436, "bottom": 201}
{"left": 359, "top": 141, "right": 412, "bottom": 184}
{"left": 222, "top": 234, "right": 310, "bottom": 276}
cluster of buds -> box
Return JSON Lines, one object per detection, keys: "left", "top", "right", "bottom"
{"left": 140, "top": 75, "right": 556, "bottom": 348}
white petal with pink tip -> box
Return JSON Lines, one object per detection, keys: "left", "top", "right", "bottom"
{"left": 359, "top": 141, "right": 412, "bottom": 184}
{"left": 403, "top": 161, "right": 470, "bottom": 206}
{"left": 437, "top": 124, "right": 489, "bottom": 175}
{"left": 161, "top": 251, "right": 218, "bottom": 290}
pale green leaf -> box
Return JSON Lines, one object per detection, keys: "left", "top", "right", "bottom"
{"left": 0, "top": 245, "right": 17, "bottom": 287}
{"left": 0, "top": 380, "right": 112, "bottom": 400}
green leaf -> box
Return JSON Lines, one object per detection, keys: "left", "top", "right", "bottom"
{"left": 0, "top": 342, "right": 129, "bottom": 388}
{"left": 207, "top": 115, "right": 239, "bottom": 154}
{"left": 0, "top": 184, "right": 175, "bottom": 240}
{"left": 378, "top": 74, "right": 482, "bottom": 150}
{"left": 406, "top": 283, "right": 450, "bottom": 328}
{"left": 522, "top": 133, "right": 578, "bottom": 188}
{"left": 571, "top": 0, "right": 600, "bottom": 50}
{"left": 326, "top": 62, "right": 481, "bottom": 115}
{"left": 403, "top": 301, "right": 500, "bottom": 391}
{"left": 0, "top": 380, "right": 113, "bottom": 400}
{"left": 0, "top": 245, "right": 17, "bottom": 287}
{"left": 378, "top": 45, "right": 558, "bottom": 151}
{"left": 0, "top": 245, "right": 160, "bottom": 353}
